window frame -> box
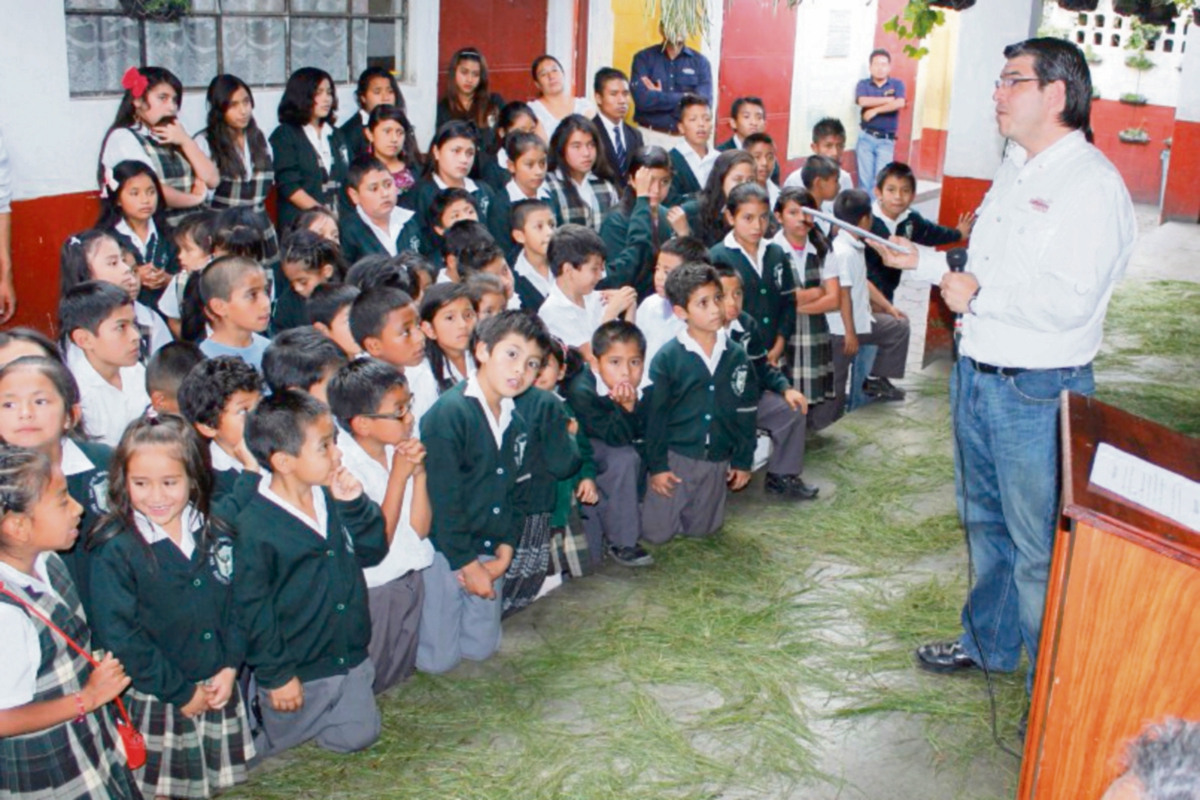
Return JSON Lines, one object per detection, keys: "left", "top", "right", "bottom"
{"left": 63, "top": 0, "right": 408, "bottom": 98}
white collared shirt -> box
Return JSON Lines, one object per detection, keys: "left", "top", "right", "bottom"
{"left": 135, "top": 301, "right": 171, "bottom": 357}
{"left": 100, "top": 125, "right": 156, "bottom": 175}
{"left": 636, "top": 293, "right": 685, "bottom": 378}
{"left": 673, "top": 142, "right": 719, "bottom": 187}
{"left": 133, "top": 503, "right": 204, "bottom": 561}
{"left": 210, "top": 440, "right": 244, "bottom": 474}
{"left": 538, "top": 282, "right": 605, "bottom": 349}
{"left": 722, "top": 230, "right": 770, "bottom": 277}
{"left": 303, "top": 122, "right": 334, "bottom": 171}
{"left": 593, "top": 367, "right": 645, "bottom": 401}
{"left": 786, "top": 167, "right": 853, "bottom": 194}
{"left": 258, "top": 478, "right": 328, "bottom": 539}
{"left": 824, "top": 230, "right": 872, "bottom": 336}
{"left": 61, "top": 437, "right": 97, "bottom": 478}
{"left": 767, "top": 180, "right": 780, "bottom": 209}
{"left": 570, "top": 171, "right": 600, "bottom": 215}
{"left": 357, "top": 204, "right": 415, "bottom": 257}
{"left": 115, "top": 217, "right": 159, "bottom": 261}
{"left": 676, "top": 327, "right": 728, "bottom": 375}
{"left": 908, "top": 130, "right": 1136, "bottom": 369}
{"left": 67, "top": 346, "right": 150, "bottom": 447}
{"left": 872, "top": 199, "right": 912, "bottom": 235}
{"left": 196, "top": 132, "right": 253, "bottom": 177}
{"left": 336, "top": 430, "right": 434, "bottom": 586}
{"left": 433, "top": 173, "right": 478, "bottom": 194}
{"left": 772, "top": 229, "right": 812, "bottom": 284}
{"left": 506, "top": 179, "right": 552, "bottom": 203}
{"left": 463, "top": 375, "right": 514, "bottom": 448}
{"left": 0, "top": 554, "right": 59, "bottom": 709}
{"left": 513, "top": 250, "right": 553, "bottom": 299}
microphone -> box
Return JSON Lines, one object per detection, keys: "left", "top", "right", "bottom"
{"left": 947, "top": 248, "right": 968, "bottom": 358}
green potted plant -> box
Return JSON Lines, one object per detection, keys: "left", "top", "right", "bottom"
{"left": 1084, "top": 44, "right": 1103, "bottom": 65}
{"left": 1121, "top": 91, "right": 1149, "bottom": 104}
{"left": 120, "top": 0, "right": 191, "bottom": 22}
{"left": 1118, "top": 126, "right": 1151, "bottom": 143}
{"left": 1121, "top": 18, "right": 1161, "bottom": 103}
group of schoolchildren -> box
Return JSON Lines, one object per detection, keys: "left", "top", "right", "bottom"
{"left": 0, "top": 48, "right": 973, "bottom": 800}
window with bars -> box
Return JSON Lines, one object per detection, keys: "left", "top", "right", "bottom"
{"left": 64, "top": 0, "right": 407, "bottom": 97}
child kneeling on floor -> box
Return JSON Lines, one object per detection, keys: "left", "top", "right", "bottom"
{"left": 234, "top": 390, "right": 387, "bottom": 758}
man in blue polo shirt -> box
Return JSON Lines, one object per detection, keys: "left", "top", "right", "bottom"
{"left": 855, "top": 49, "right": 907, "bottom": 190}
{"left": 630, "top": 24, "right": 714, "bottom": 149}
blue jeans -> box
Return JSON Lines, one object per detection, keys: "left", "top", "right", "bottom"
{"left": 950, "top": 358, "right": 1095, "bottom": 690}
{"left": 856, "top": 131, "right": 895, "bottom": 190}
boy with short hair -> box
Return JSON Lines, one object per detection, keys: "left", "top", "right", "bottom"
{"left": 592, "top": 67, "right": 643, "bottom": 186}
{"left": 717, "top": 97, "right": 781, "bottom": 183}
{"left": 197, "top": 255, "right": 272, "bottom": 369}
{"left": 538, "top": 224, "right": 637, "bottom": 362}
{"left": 328, "top": 357, "right": 432, "bottom": 694}
{"left": 159, "top": 210, "right": 214, "bottom": 340}
{"left": 466, "top": 273, "right": 508, "bottom": 320}
{"left": 426, "top": 188, "right": 481, "bottom": 267}
{"left": 636, "top": 237, "right": 706, "bottom": 371}
{"left": 713, "top": 263, "right": 817, "bottom": 500}
{"left": 61, "top": 281, "right": 149, "bottom": 447}
{"left": 458, "top": 242, "right": 517, "bottom": 308}
{"left": 236, "top": 390, "right": 387, "bottom": 757}
{"left": 798, "top": 155, "right": 843, "bottom": 235}
{"left": 418, "top": 311, "right": 546, "bottom": 673}
{"left": 145, "top": 340, "right": 205, "bottom": 415}
{"left": 178, "top": 354, "right": 264, "bottom": 496}
{"left": 348, "top": 286, "right": 426, "bottom": 370}
{"left": 743, "top": 132, "right": 781, "bottom": 209}
{"left": 784, "top": 118, "right": 855, "bottom": 194}
{"left": 855, "top": 49, "right": 907, "bottom": 190}
{"left": 262, "top": 327, "right": 350, "bottom": 403}
{"left": 566, "top": 320, "right": 654, "bottom": 567}
{"left": 666, "top": 94, "right": 718, "bottom": 206}
{"left": 509, "top": 199, "right": 557, "bottom": 311}
{"left": 340, "top": 156, "right": 423, "bottom": 264}
{"left": 824, "top": 189, "right": 911, "bottom": 421}
{"left": 642, "top": 264, "right": 757, "bottom": 543}
{"left": 440, "top": 219, "right": 494, "bottom": 283}
{"left": 308, "top": 282, "right": 362, "bottom": 357}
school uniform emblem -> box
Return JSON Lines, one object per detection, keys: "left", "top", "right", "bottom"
{"left": 409, "top": 235, "right": 421, "bottom": 252}
{"left": 479, "top": 194, "right": 491, "bottom": 216}
{"left": 773, "top": 263, "right": 785, "bottom": 287}
{"left": 513, "top": 432, "right": 528, "bottom": 469}
{"left": 210, "top": 539, "right": 234, "bottom": 585}
{"left": 342, "top": 524, "right": 355, "bottom": 554}
{"left": 89, "top": 473, "right": 109, "bottom": 513}
{"left": 731, "top": 365, "right": 749, "bottom": 397}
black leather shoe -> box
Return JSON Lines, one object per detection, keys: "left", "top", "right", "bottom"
{"left": 765, "top": 473, "right": 820, "bottom": 500}
{"left": 915, "top": 640, "right": 979, "bottom": 673}
{"left": 866, "top": 376, "right": 906, "bottom": 402}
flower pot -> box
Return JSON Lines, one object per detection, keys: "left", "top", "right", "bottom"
{"left": 119, "top": 0, "right": 190, "bottom": 21}
{"left": 1058, "top": 0, "right": 1100, "bottom": 10}
{"left": 1118, "top": 133, "right": 1151, "bottom": 144}
{"left": 1120, "top": 95, "right": 1149, "bottom": 105}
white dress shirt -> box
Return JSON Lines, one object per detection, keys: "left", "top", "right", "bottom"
{"left": 673, "top": 142, "right": 720, "bottom": 188}
{"left": 636, "top": 293, "right": 685, "bottom": 378}
{"left": 513, "top": 250, "right": 553, "bottom": 299}
{"left": 538, "top": 282, "right": 606, "bottom": 349}
{"left": 676, "top": 327, "right": 728, "bottom": 376}
{"left": 0, "top": 554, "right": 59, "bottom": 709}
{"left": 824, "top": 231, "right": 872, "bottom": 336}
{"left": 463, "top": 375, "right": 514, "bottom": 448}
{"left": 67, "top": 346, "right": 150, "bottom": 447}
{"left": 357, "top": 204, "right": 415, "bottom": 257}
{"left": 908, "top": 130, "right": 1136, "bottom": 369}
{"left": 257, "top": 478, "right": 328, "bottom": 538}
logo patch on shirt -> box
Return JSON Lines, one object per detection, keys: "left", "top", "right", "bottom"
{"left": 342, "top": 524, "right": 355, "bottom": 555}
{"left": 731, "top": 365, "right": 749, "bottom": 397}
{"left": 210, "top": 539, "right": 234, "bottom": 585}
{"left": 1029, "top": 197, "right": 1051, "bottom": 213}
{"left": 513, "top": 432, "right": 528, "bottom": 469}
{"left": 89, "top": 473, "right": 109, "bottom": 513}
{"left": 773, "top": 263, "right": 785, "bottom": 287}
{"left": 479, "top": 194, "right": 491, "bottom": 216}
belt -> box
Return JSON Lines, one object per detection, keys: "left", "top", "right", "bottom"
{"left": 862, "top": 128, "right": 896, "bottom": 141}
{"left": 967, "top": 358, "right": 1029, "bottom": 377}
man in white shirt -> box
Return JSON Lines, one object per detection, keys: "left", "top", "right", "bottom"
{"left": 874, "top": 39, "right": 1137, "bottom": 695}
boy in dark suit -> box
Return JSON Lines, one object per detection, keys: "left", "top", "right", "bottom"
{"left": 592, "top": 67, "right": 644, "bottom": 189}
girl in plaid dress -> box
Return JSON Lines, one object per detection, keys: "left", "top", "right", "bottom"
{"left": 88, "top": 415, "right": 254, "bottom": 799}
{"left": 773, "top": 187, "right": 838, "bottom": 421}
{"left": 544, "top": 115, "right": 620, "bottom": 233}
{"left": 0, "top": 445, "right": 141, "bottom": 800}
{"left": 99, "top": 66, "right": 220, "bottom": 231}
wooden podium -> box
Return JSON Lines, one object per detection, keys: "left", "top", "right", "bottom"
{"left": 1018, "top": 393, "right": 1200, "bottom": 800}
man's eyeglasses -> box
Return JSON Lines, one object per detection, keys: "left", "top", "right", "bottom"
{"left": 995, "top": 77, "right": 1039, "bottom": 90}
{"left": 360, "top": 399, "right": 414, "bottom": 422}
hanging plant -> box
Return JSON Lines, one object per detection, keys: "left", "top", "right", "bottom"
{"left": 1118, "top": 127, "right": 1151, "bottom": 143}
{"left": 1120, "top": 91, "right": 1150, "bottom": 104}
{"left": 1112, "top": 0, "right": 1191, "bottom": 24}
{"left": 649, "top": 0, "right": 804, "bottom": 44}
{"left": 120, "top": 0, "right": 191, "bottom": 22}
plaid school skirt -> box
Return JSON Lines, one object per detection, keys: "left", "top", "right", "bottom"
{"left": 502, "top": 512, "right": 553, "bottom": 618}
{"left": 787, "top": 314, "right": 837, "bottom": 407}
{"left": 549, "top": 502, "right": 593, "bottom": 580}
{"left": 0, "top": 709, "right": 142, "bottom": 800}
{"left": 124, "top": 682, "right": 255, "bottom": 799}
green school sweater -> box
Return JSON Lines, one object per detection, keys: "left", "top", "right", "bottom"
{"left": 729, "top": 312, "right": 791, "bottom": 396}
{"left": 420, "top": 382, "right": 529, "bottom": 570}
{"left": 400, "top": 176, "right": 511, "bottom": 256}
{"left": 715, "top": 137, "right": 780, "bottom": 183}
{"left": 645, "top": 335, "right": 758, "bottom": 473}
{"left": 63, "top": 438, "right": 113, "bottom": 614}
{"left": 338, "top": 207, "right": 424, "bottom": 265}
{"left": 233, "top": 490, "right": 385, "bottom": 688}
{"left": 512, "top": 388, "right": 583, "bottom": 516}
{"left": 709, "top": 240, "right": 797, "bottom": 350}
{"left": 339, "top": 113, "right": 369, "bottom": 161}
{"left": 566, "top": 368, "right": 644, "bottom": 449}
{"left": 268, "top": 122, "right": 352, "bottom": 231}
{"left": 598, "top": 198, "right": 671, "bottom": 300}
{"left": 89, "top": 521, "right": 244, "bottom": 706}
{"left": 666, "top": 149, "right": 703, "bottom": 207}
{"left": 551, "top": 403, "right": 597, "bottom": 529}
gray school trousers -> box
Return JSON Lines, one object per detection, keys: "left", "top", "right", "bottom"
{"left": 416, "top": 551, "right": 504, "bottom": 675}
{"left": 367, "top": 569, "right": 425, "bottom": 694}
{"left": 583, "top": 439, "right": 643, "bottom": 553}
{"left": 816, "top": 312, "right": 911, "bottom": 427}
{"left": 254, "top": 658, "right": 380, "bottom": 760}
{"left": 757, "top": 390, "right": 807, "bottom": 476}
{"left": 641, "top": 451, "right": 729, "bottom": 544}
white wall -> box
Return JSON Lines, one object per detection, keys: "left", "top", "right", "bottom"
{"left": 1177, "top": 17, "right": 1200, "bottom": 121}
{"left": 785, "top": 0, "right": 880, "bottom": 160}
{"left": 0, "top": 0, "right": 438, "bottom": 202}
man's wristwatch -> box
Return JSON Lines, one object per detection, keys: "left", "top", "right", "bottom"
{"left": 967, "top": 287, "right": 981, "bottom": 316}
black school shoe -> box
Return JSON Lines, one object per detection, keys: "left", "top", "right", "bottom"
{"left": 609, "top": 544, "right": 655, "bottom": 567}
{"left": 865, "top": 376, "right": 906, "bottom": 402}
{"left": 764, "top": 473, "right": 820, "bottom": 500}
{"left": 915, "top": 640, "right": 979, "bottom": 674}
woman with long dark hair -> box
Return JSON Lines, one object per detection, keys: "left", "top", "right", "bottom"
{"left": 434, "top": 48, "right": 504, "bottom": 151}
{"left": 544, "top": 114, "right": 620, "bottom": 232}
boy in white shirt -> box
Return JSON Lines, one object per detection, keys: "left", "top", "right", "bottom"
{"left": 823, "top": 190, "right": 910, "bottom": 422}
{"left": 636, "top": 237, "right": 707, "bottom": 373}
{"left": 328, "top": 358, "right": 432, "bottom": 694}
{"left": 61, "top": 281, "right": 149, "bottom": 447}
{"left": 538, "top": 224, "right": 637, "bottom": 363}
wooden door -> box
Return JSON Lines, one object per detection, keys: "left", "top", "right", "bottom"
{"left": 438, "top": 0, "right": 550, "bottom": 107}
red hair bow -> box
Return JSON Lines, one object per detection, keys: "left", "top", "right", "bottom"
{"left": 121, "top": 67, "right": 149, "bottom": 99}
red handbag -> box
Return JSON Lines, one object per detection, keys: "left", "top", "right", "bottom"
{"left": 0, "top": 580, "right": 147, "bottom": 770}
